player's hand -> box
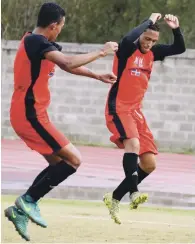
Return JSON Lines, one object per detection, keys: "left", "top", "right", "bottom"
{"left": 100, "top": 42, "right": 118, "bottom": 57}
{"left": 164, "top": 14, "right": 179, "bottom": 29}
{"left": 149, "top": 13, "right": 162, "bottom": 24}
{"left": 98, "top": 72, "right": 117, "bottom": 84}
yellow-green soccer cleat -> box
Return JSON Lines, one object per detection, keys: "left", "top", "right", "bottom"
{"left": 4, "top": 206, "right": 30, "bottom": 241}
{"left": 129, "top": 192, "right": 148, "bottom": 210}
{"left": 15, "top": 195, "right": 47, "bottom": 228}
{"left": 103, "top": 193, "right": 121, "bottom": 224}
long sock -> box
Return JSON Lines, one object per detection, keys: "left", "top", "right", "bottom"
{"left": 31, "top": 166, "right": 51, "bottom": 186}
{"left": 25, "top": 165, "right": 52, "bottom": 196}
{"left": 25, "top": 160, "right": 76, "bottom": 201}
{"left": 138, "top": 164, "right": 149, "bottom": 184}
{"left": 112, "top": 153, "right": 138, "bottom": 201}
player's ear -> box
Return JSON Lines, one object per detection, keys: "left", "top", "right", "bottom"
{"left": 50, "top": 22, "right": 58, "bottom": 30}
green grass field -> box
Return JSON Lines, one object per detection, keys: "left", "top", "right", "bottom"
{"left": 1, "top": 195, "right": 195, "bottom": 243}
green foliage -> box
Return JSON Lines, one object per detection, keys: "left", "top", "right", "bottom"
{"left": 2, "top": 0, "right": 194, "bottom": 48}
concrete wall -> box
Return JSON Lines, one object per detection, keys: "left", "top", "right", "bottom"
{"left": 1, "top": 40, "right": 195, "bottom": 151}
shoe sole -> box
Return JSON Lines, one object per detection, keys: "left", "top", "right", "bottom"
{"left": 15, "top": 200, "right": 47, "bottom": 228}
{"left": 4, "top": 208, "right": 30, "bottom": 242}
{"left": 103, "top": 195, "right": 121, "bottom": 225}
{"left": 130, "top": 194, "right": 148, "bottom": 210}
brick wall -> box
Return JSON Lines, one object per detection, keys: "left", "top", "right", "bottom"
{"left": 2, "top": 40, "right": 195, "bottom": 151}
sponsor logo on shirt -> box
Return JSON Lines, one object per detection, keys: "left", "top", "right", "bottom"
{"left": 131, "top": 68, "right": 141, "bottom": 76}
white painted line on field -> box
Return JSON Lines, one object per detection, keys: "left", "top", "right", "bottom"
{"left": 45, "top": 213, "right": 195, "bottom": 228}
{"left": 4, "top": 243, "right": 192, "bottom": 244}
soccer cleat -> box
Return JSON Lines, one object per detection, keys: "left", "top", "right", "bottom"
{"left": 129, "top": 192, "right": 148, "bottom": 210}
{"left": 15, "top": 194, "right": 47, "bottom": 228}
{"left": 103, "top": 192, "right": 121, "bottom": 224}
{"left": 4, "top": 206, "right": 30, "bottom": 241}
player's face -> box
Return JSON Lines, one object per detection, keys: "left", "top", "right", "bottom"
{"left": 139, "top": 29, "right": 159, "bottom": 53}
{"left": 49, "top": 17, "right": 65, "bottom": 41}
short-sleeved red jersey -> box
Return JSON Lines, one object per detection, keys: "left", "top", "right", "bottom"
{"left": 10, "top": 32, "right": 61, "bottom": 121}
{"left": 105, "top": 49, "right": 154, "bottom": 115}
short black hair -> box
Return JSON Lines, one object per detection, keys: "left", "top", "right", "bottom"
{"left": 142, "top": 19, "right": 160, "bottom": 32}
{"left": 37, "top": 2, "right": 66, "bottom": 28}
{"left": 148, "top": 22, "right": 160, "bottom": 32}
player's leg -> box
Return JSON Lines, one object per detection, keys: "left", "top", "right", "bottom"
{"left": 13, "top": 154, "right": 59, "bottom": 230}
{"left": 25, "top": 143, "right": 81, "bottom": 191}
{"left": 24, "top": 157, "right": 57, "bottom": 190}
{"left": 25, "top": 143, "right": 81, "bottom": 199}
{"left": 15, "top": 142, "right": 81, "bottom": 228}
{"left": 137, "top": 109, "right": 158, "bottom": 185}
{"left": 122, "top": 138, "right": 148, "bottom": 210}
{"left": 129, "top": 109, "right": 158, "bottom": 209}
{"left": 112, "top": 137, "right": 140, "bottom": 200}
{"left": 9, "top": 143, "right": 82, "bottom": 241}
{"left": 7, "top": 119, "right": 81, "bottom": 231}
{"left": 138, "top": 152, "right": 156, "bottom": 184}
{"left": 103, "top": 113, "right": 147, "bottom": 223}
{"left": 5, "top": 153, "right": 59, "bottom": 240}
{"left": 104, "top": 137, "right": 140, "bottom": 224}
{"left": 129, "top": 153, "right": 156, "bottom": 210}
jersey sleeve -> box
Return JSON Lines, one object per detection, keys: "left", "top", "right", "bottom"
{"left": 24, "top": 34, "right": 60, "bottom": 60}
{"left": 51, "top": 42, "right": 62, "bottom": 52}
{"left": 151, "top": 28, "right": 186, "bottom": 61}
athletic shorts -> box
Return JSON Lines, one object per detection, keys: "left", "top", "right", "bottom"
{"left": 10, "top": 114, "right": 69, "bottom": 155}
{"left": 105, "top": 109, "right": 158, "bottom": 155}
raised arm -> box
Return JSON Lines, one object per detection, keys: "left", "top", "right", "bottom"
{"left": 152, "top": 15, "right": 186, "bottom": 61}
{"left": 118, "top": 13, "right": 162, "bottom": 56}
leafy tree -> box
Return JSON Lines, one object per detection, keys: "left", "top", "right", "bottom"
{"left": 1, "top": 0, "right": 194, "bottom": 48}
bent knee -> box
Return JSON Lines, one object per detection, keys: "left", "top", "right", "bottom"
{"left": 146, "top": 164, "right": 156, "bottom": 173}
{"left": 71, "top": 153, "right": 82, "bottom": 167}
{"left": 140, "top": 162, "right": 156, "bottom": 174}
{"left": 56, "top": 143, "right": 82, "bottom": 169}
{"left": 139, "top": 153, "right": 157, "bottom": 173}
{"left": 65, "top": 151, "right": 82, "bottom": 169}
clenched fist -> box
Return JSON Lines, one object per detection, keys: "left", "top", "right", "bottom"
{"left": 164, "top": 14, "right": 179, "bottom": 29}
{"left": 100, "top": 42, "right": 118, "bottom": 57}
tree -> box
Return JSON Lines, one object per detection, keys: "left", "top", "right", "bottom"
{"left": 1, "top": 0, "right": 194, "bottom": 48}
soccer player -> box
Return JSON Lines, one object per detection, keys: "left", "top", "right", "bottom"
{"left": 4, "top": 2, "right": 118, "bottom": 241}
{"left": 103, "top": 13, "right": 186, "bottom": 224}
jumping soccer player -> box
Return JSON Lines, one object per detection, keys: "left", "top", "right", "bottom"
{"left": 4, "top": 2, "right": 118, "bottom": 241}
{"left": 103, "top": 13, "right": 185, "bottom": 224}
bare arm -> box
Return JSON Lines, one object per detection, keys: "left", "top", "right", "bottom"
{"left": 68, "top": 66, "right": 100, "bottom": 79}
{"left": 67, "top": 66, "right": 117, "bottom": 84}
{"left": 24, "top": 35, "right": 118, "bottom": 72}
{"left": 45, "top": 50, "right": 101, "bottom": 70}
{"left": 44, "top": 41, "right": 118, "bottom": 70}
{"left": 24, "top": 35, "right": 118, "bottom": 84}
